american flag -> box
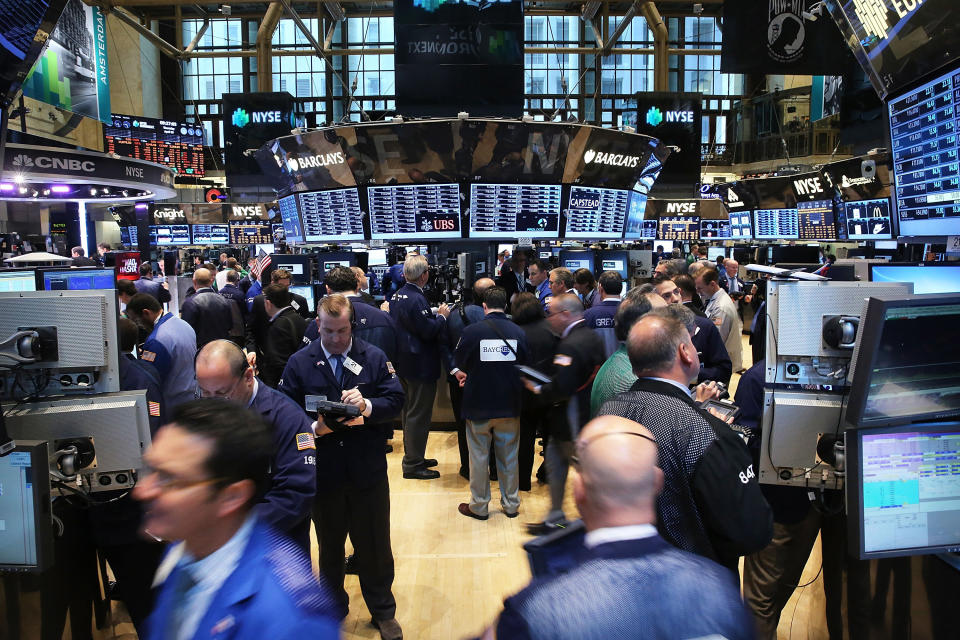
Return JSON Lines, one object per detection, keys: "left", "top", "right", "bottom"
{"left": 251, "top": 248, "right": 271, "bottom": 279}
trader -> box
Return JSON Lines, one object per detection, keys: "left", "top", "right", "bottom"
{"left": 695, "top": 267, "right": 744, "bottom": 373}
{"left": 597, "top": 309, "right": 772, "bottom": 573}
{"left": 180, "top": 267, "right": 234, "bottom": 350}
{"left": 496, "top": 252, "right": 531, "bottom": 305}
{"left": 125, "top": 293, "right": 196, "bottom": 410}
{"left": 389, "top": 254, "right": 450, "bottom": 480}
{"left": 135, "top": 400, "right": 339, "bottom": 640}
{"left": 71, "top": 246, "right": 97, "bottom": 266}
{"left": 582, "top": 270, "right": 623, "bottom": 358}
{"left": 572, "top": 268, "right": 598, "bottom": 309}
{"left": 247, "top": 268, "right": 309, "bottom": 364}
{"left": 351, "top": 266, "right": 378, "bottom": 306}
{"left": 454, "top": 286, "right": 528, "bottom": 520}
{"left": 195, "top": 340, "right": 316, "bottom": 551}
{"left": 482, "top": 416, "right": 755, "bottom": 640}
{"left": 654, "top": 277, "right": 732, "bottom": 385}
{"left": 548, "top": 267, "right": 576, "bottom": 303}
{"left": 134, "top": 262, "right": 171, "bottom": 304}
{"left": 525, "top": 293, "right": 604, "bottom": 533}
{"left": 279, "top": 294, "right": 405, "bottom": 640}
{"left": 528, "top": 259, "right": 552, "bottom": 309}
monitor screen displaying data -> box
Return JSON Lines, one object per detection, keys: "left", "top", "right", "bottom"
{"left": 469, "top": 184, "right": 561, "bottom": 238}
{"left": 299, "top": 188, "right": 365, "bottom": 242}
{"left": 190, "top": 224, "right": 230, "bottom": 245}
{"left": 42, "top": 269, "right": 116, "bottom": 291}
{"left": 797, "top": 200, "right": 837, "bottom": 240}
{"left": 370, "top": 184, "right": 462, "bottom": 240}
{"left": 564, "top": 186, "right": 629, "bottom": 239}
{"left": 622, "top": 192, "right": 652, "bottom": 239}
{"left": 728, "top": 211, "right": 752, "bottom": 239}
{"left": 0, "top": 271, "right": 36, "bottom": 292}
{"left": 888, "top": 67, "right": 960, "bottom": 237}
{"left": 278, "top": 195, "right": 304, "bottom": 244}
{"left": 0, "top": 449, "right": 41, "bottom": 568}
{"left": 870, "top": 265, "right": 960, "bottom": 295}
{"left": 657, "top": 216, "right": 700, "bottom": 241}
{"left": 700, "top": 219, "right": 731, "bottom": 239}
{"left": 842, "top": 198, "right": 894, "bottom": 240}
{"left": 150, "top": 225, "right": 191, "bottom": 245}
{"left": 754, "top": 208, "right": 799, "bottom": 240}
{"left": 228, "top": 221, "right": 273, "bottom": 245}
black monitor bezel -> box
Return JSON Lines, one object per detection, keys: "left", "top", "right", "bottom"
{"left": 0, "top": 440, "right": 53, "bottom": 572}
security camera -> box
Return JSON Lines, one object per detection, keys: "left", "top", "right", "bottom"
{"left": 693, "top": 3, "right": 703, "bottom": 14}
{"left": 219, "top": 4, "right": 231, "bottom": 15}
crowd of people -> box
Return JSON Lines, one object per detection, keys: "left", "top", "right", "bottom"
{"left": 75, "top": 245, "right": 816, "bottom": 640}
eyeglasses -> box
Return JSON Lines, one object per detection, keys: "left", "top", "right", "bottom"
{"left": 571, "top": 431, "right": 658, "bottom": 468}
{"left": 140, "top": 465, "right": 225, "bottom": 493}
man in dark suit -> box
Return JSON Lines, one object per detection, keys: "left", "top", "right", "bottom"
{"left": 351, "top": 266, "right": 378, "bottom": 306}
{"left": 133, "top": 262, "right": 172, "bottom": 304}
{"left": 524, "top": 293, "right": 604, "bottom": 533}
{"left": 71, "top": 246, "right": 97, "bottom": 266}
{"left": 484, "top": 416, "right": 755, "bottom": 640}
{"left": 279, "top": 294, "right": 405, "bottom": 640}
{"left": 259, "top": 285, "right": 307, "bottom": 387}
{"left": 180, "top": 267, "right": 234, "bottom": 350}
{"left": 389, "top": 254, "right": 451, "bottom": 480}
{"left": 495, "top": 252, "right": 531, "bottom": 307}
{"left": 246, "top": 269, "right": 310, "bottom": 364}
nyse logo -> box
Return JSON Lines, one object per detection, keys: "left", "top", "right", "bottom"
{"left": 794, "top": 177, "right": 823, "bottom": 196}
{"left": 231, "top": 205, "right": 262, "bottom": 217}
{"left": 286, "top": 152, "right": 346, "bottom": 172}
{"left": 666, "top": 201, "right": 697, "bottom": 214}
{"left": 126, "top": 166, "right": 144, "bottom": 179}
{"left": 645, "top": 106, "right": 693, "bottom": 126}
{"left": 232, "top": 108, "right": 284, "bottom": 127}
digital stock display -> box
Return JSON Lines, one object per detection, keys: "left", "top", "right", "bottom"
{"left": 754, "top": 208, "right": 799, "bottom": 240}
{"left": 369, "top": 183, "right": 462, "bottom": 240}
{"left": 149, "top": 225, "right": 191, "bottom": 245}
{"left": 564, "top": 186, "right": 629, "bottom": 239}
{"left": 104, "top": 114, "right": 205, "bottom": 176}
{"left": 191, "top": 224, "right": 230, "bottom": 244}
{"left": 700, "top": 219, "right": 731, "bottom": 239}
{"left": 797, "top": 200, "right": 837, "bottom": 240}
{"left": 469, "top": 184, "right": 560, "bottom": 238}
{"left": 841, "top": 198, "right": 894, "bottom": 240}
{"left": 278, "top": 195, "right": 303, "bottom": 244}
{"left": 228, "top": 221, "right": 273, "bottom": 245}
{"left": 728, "top": 211, "right": 752, "bottom": 239}
{"left": 120, "top": 226, "right": 138, "bottom": 246}
{"left": 299, "top": 188, "right": 365, "bottom": 242}
{"left": 657, "top": 216, "right": 700, "bottom": 241}
{"left": 888, "top": 67, "right": 960, "bottom": 237}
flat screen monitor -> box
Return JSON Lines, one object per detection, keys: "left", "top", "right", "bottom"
{"left": 754, "top": 208, "right": 799, "bottom": 240}
{"left": 41, "top": 269, "right": 116, "bottom": 291}
{"left": 657, "top": 216, "right": 700, "bottom": 241}
{"left": 847, "top": 294, "right": 960, "bottom": 428}
{"left": 869, "top": 263, "right": 960, "bottom": 294}
{"left": 228, "top": 221, "right": 273, "bottom": 245}
{"left": 469, "top": 184, "right": 561, "bottom": 238}
{"left": 728, "top": 211, "right": 752, "bottom": 240}
{"left": 0, "top": 270, "right": 37, "bottom": 292}
{"left": 564, "top": 258, "right": 592, "bottom": 271}
{"left": 707, "top": 247, "right": 726, "bottom": 261}
{"left": 622, "top": 192, "right": 653, "bottom": 239}
{"left": 149, "top": 225, "right": 191, "bottom": 246}
{"left": 278, "top": 194, "right": 304, "bottom": 244}
{"left": 0, "top": 441, "right": 53, "bottom": 572}
{"left": 841, "top": 198, "right": 895, "bottom": 240}
{"left": 564, "top": 186, "right": 629, "bottom": 239}
{"left": 559, "top": 250, "right": 594, "bottom": 273}
{"left": 369, "top": 184, "right": 462, "bottom": 240}
{"left": 366, "top": 248, "right": 388, "bottom": 266}
{"left": 699, "top": 219, "right": 731, "bottom": 240}
{"left": 797, "top": 200, "right": 837, "bottom": 240}
{"left": 254, "top": 243, "right": 275, "bottom": 256}
{"left": 539, "top": 250, "right": 552, "bottom": 259}
{"left": 846, "top": 422, "right": 960, "bottom": 560}
{"left": 888, "top": 66, "right": 960, "bottom": 237}
{"left": 288, "top": 284, "right": 315, "bottom": 314}
{"left": 191, "top": 224, "right": 230, "bottom": 245}
{"left": 120, "top": 226, "right": 132, "bottom": 246}
{"left": 272, "top": 223, "right": 285, "bottom": 244}
{"left": 405, "top": 245, "right": 428, "bottom": 256}
{"left": 271, "top": 255, "right": 312, "bottom": 285}
{"left": 298, "top": 188, "right": 365, "bottom": 242}
{"left": 771, "top": 245, "right": 821, "bottom": 264}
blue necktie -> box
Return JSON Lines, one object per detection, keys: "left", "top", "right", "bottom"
{"left": 332, "top": 354, "right": 345, "bottom": 386}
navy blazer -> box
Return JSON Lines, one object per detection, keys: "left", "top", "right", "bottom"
{"left": 389, "top": 282, "right": 446, "bottom": 381}
{"left": 219, "top": 283, "right": 247, "bottom": 318}
{"left": 454, "top": 312, "right": 528, "bottom": 420}
{"left": 279, "top": 337, "right": 404, "bottom": 490}
{"left": 691, "top": 315, "right": 733, "bottom": 385}
{"left": 134, "top": 276, "right": 171, "bottom": 304}
{"left": 180, "top": 288, "right": 234, "bottom": 349}
{"left": 145, "top": 520, "right": 339, "bottom": 640}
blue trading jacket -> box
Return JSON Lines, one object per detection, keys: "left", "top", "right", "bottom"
{"left": 388, "top": 282, "right": 446, "bottom": 381}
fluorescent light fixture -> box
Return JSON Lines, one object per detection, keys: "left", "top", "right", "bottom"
{"left": 0, "top": 183, "right": 13, "bottom": 191}
{"left": 50, "top": 185, "right": 70, "bottom": 193}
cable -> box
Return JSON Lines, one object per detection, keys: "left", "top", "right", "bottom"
{"left": 52, "top": 480, "right": 133, "bottom": 506}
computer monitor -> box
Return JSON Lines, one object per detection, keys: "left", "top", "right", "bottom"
{"left": 289, "top": 284, "right": 316, "bottom": 315}
{"left": 367, "top": 248, "right": 388, "bottom": 266}
{"left": 707, "top": 247, "right": 726, "bottom": 261}
{"left": 869, "top": 263, "right": 960, "bottom": 295}
{"left": 0, "top": 441, "right": 53, "bottom": 572}
{"left": 0, "top": 270, "right": 37, "bottom": 292}
{"left": 847, "top": 422, "right": 960, "bottom": 559}
{"left": 846, "top": 293, "right": 960, "bottom": 428}
{"left": 39, "top": 268, "right": 116, "bottom": 291}
{"left": 841, "top": 198, "right": 894, "bottom": 240}
{"left": 270, "top": 255, "right": 313, "bottom": 285}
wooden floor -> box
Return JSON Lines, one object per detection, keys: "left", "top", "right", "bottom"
{"left": 83, "top": 336, "right": 839, "bottom": 640}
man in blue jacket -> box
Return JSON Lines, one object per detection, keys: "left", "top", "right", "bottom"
{"left": 126, "top": 293, "right": 197, "bottom": 410}
{"left": 136, "top": 400, "right": 340, "bottom": 640}
{"left": 454, "top": 286, "right": 528, "bottom": 520}
{"left": 389, "top": 254, "right": 451, "bottom": 479}
{"left": 279, "top": 295, "right": 405, "bottom": 640}
{"left": 181, "top": 267, "right": 235, "bottom": 350}
{"left": 196, "top": 340, "right": 317, "bottom": 552}
{"left": 133, "top": 262, "right": 171, "bottom": 304}
{"left": 582, "top": 270, "right": 623, "bottom": 359}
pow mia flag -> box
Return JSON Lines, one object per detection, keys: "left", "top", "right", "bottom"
{"left": 721, "top": 0, "right": 852, "bottom": 75}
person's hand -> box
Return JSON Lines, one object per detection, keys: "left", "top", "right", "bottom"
{"left": 341, "top": 387, "right": 366, "bottom": 412}
{"left": 695, "top": 381, "right": 720, "bottom": 403}
{"left": 437, "top": 303, "right": 451, "bottom": 318}
{"left": 380, "top": 301, "right": 390, "bottom": 313}
{"left": 245, "top": 351, "right": 257, "bottom": 370}
{"left": 313, "top": 417, "right": 333, "bottom": 437}
{"left": 523, "top": 378, "right": 541, "bottom": 394}
{"left": 744, "top": 295, "right": 752, "bottom": 304}
{"left": 162, "top": 281, "right": 169, "bottom": 289}
{"left": 455, "top": 370, "right": 467, "bottom": 387}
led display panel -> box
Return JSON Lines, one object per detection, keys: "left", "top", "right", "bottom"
{"left": 657, "top": 216, "right": 700, "bottom": 241}
{"left": 299, "top": 188, "right": 365, "bottom": 242}
{"left": 190, "top": 224, "right": 230, "bottom": 244}
{"left": 468, "top": 184, "right": 561, "bottom": 238}
{"left": 278, "top": 194, "right": 303, "bottom": 244}
{"left": 841, "top": 198, "right": 894, "bottom": 240}
{"left": 149, "top": 225, "right": 190, "bottom": 245}
{"left": 797, "top": 200, "right": 838, "bottom": 240}
{"left": 228, "top": 221, "right": 273, "bottom": 245}
{"left": 369, "top": 183, "right": 461, "bottom": 240}
{"left": 754, "top": 208, "right": 799, "bottom": 240}
{"left": 700, "top": 219, "right": 731, "bottom": 239}
{"left": 564, "top": 186, "right": 630, "bottom": 239}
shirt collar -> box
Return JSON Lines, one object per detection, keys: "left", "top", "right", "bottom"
{"left": 584, "top": 524, "right": 658, "bottom": 549}
{"left": 246, "top": 378, "right": 259, "bottom": 409}
{"left": 321, "top": 340, "right": 353, "bottom": 362}
{"left": 642, "top": 376, "right": 693, "bottom": 397}
{"left": 196, "top": 287, "right": 214, "bottom": 294}
{"left": 177, "top": 512, "right": 256, "bottom": 584}
{"left": 561, "top": 318, "right": 585, "bottom": 338}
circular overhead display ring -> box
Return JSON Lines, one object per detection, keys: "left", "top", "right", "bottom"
{"left": 1, "top": 143, "right": 177, "bottom": 203}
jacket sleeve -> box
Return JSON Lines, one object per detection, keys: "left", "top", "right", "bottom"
{"left": 277, "top": 359, "right": 306, "bottom": 407}
{"left": 367, "top": 353, "right": 405, "bottom": 422}
{"left": 453, "top": 327, "right": 474, "bottom": 373}
{"left": 400, "top": 295, "right": 447, "bottom": 343}
{"left": 257, "top": 398, "right": 317, "bottom": 532}
{"left": 440, "top": 319, "right": 457, "bottom": 373}
{"left": 697, "top": 323, "right": 733, "bottom": 385}
{"left": 180, "top": 299, "right": 197, "bottom": 330}
{"left": 157, "top": 284, "right": 171, "bottom": 304}
{"left": 538, "top": 342, "right": 592, "bottom": 405}
{"left": 691, "top": 424, "right": 773, "bottom": 562}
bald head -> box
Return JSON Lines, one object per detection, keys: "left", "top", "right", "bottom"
{"left": 627, "top": 309, "right": 699, "bottom": 383}
{"left": 574, "top": 415, "right": 660, "bottom": 529}
{"left": 473, "top": 277, "right": 496, "bottom": 299}
{"left": 196, "top": 340, "right": 248, "bottom": 379}
{"left": 193, "top": 267, "right": 214, "bottom": 288}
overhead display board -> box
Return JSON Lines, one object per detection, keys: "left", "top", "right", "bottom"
{"left": 657, "top": 216, "right": 700, "bottom": 241}
{"left": 223, "top": 91, "right": 296, "bottom": 191}
{"left": 278, "top": 194, "right": 304, "bottom": 244}
{"left": 469, "top": 183, "right": 561, "bottom": 238}
{"left": 191, "top": 224, "right": 230, "bottom": 244}
{"left": 299, "top": 188, "right": 365, "bottom": 242}
{"left": 633, "top": 92, "right": 702, "bottom": 187}
{"left": 754, "top": 208, "right": 800, "bottom": 240}
{"left": 228, "top": 221, "right": 273, "bottom": 245}
{"left": 105, "top": 114, "right": 205, "bottom": 177}
{"left": 368, "top": 183, "right": 462, "bottom": 240}
{"left": 564, "top": 186, "right": 631, "bottom": 240}
{"left": 841, "top": 198, "right": 894, "bottom": 240}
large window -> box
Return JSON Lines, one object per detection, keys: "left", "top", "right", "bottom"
{"left": 524, "top": 15, "right": 580, "bottom": 120}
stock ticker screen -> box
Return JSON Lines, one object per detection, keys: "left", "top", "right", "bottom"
{"left": 228, "top": 221, "right": 273, "bottom": 245}
{"left": 754, "top": 208, "right": 799, "bottom": 240}
{"left": 841, "top": 198, "right": 894, "bottom": 240}
{"left": 469, "top": 184, "right": 561, "bottom": 238}
{"left": 700, "top": 219, "right": 731, "bottom": 239}
{"left": 278, "top": 195, "right": 304, "bottom": 244}
{"left": 888, "top": 67, "right": 960, "bottom": 237}
{"left": 299, "top": 188, "right": 365, "bottom": 242}
{"left": 657, "top": 216, "right": 700, "bottom": 241}
{"left": 368, "top": 184, "right": 462, "bottom": 240}
{"left": 728, "top": 211, "right": 752, "bottom": 239}
{"left": 564, "top": 186, "right": 629, "bottom": 239}
{"left": 191, "top": 224, "right": 230, "bottom": 244}
{"left": 104, "top": 114, "right": 205, "bottom": 177}
{"left": 149, "top": 225, "right": 191, "bottom": 245}
{"left": 797, "top": 200, "right": 838, "bottom": 240}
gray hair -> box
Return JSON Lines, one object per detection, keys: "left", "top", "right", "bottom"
{"left": 403, "top": 254, "right": 429, "bottom": 281}
{"left": 656, "top": 303, "right": 696, "bottom": 335}
{"left": 627, "top": 308, "right": 690, "bottom": 377}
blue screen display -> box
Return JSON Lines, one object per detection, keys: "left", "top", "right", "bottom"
{"left": 43, "top": 269, "right": 116, "bottom": 291}
{"left": 870, "top": 265, "right": 960, "bottom": 294}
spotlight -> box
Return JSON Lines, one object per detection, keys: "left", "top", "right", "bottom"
{"left": 51, "top": 185, "right": 70, "bottom": 194}
{"left": 0, "top": 183, "right": 14, "bottom": 192}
